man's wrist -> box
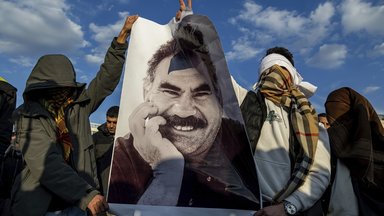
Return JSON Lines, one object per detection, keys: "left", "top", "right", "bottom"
{"left": 78, "top": 188, "right": 100, "bottom": 211}
{"left": 283, "top": 200, "right": 297, "bottom": 215}
{"left": 111, "top": 37, "right": 128, "bottom": 49}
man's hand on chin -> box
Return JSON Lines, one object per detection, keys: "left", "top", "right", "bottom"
{"left": 129, "top": 102, "right": 184, "bottom": 168}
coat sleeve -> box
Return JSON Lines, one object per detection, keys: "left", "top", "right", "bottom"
{"left": 16, "top": 115, "right": 99, "bottom": 206}
{"left": 230, "top": 76, "right": 248, "bottom": 106}
{"left": 285, "top": 124, "right": 331, "bottom": 212}
{"left": 83, "top": 38, "right": 128, "bottom": 114}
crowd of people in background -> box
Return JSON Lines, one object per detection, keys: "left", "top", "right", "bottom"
{"left": 1, "top": 0, "right": 384, "bottom": 215}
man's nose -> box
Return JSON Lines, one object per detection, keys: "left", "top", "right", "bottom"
{"left": 172, "top": 95, "right": 197, "bottom": 118}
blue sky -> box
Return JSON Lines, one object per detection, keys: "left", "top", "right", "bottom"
{"left": 1, "top": 0, "right": 383, "bottom": 124}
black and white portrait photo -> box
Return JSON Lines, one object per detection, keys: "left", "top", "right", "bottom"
{"left": 107, "top": 14, "right": 260, "bottom": 214}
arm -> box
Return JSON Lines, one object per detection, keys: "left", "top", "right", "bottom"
{"left": 137, "top": 158, "right": 184, "bottom": 205}
{"left": 231, "top": 76, "right": 248, "bottom": 105}
{"left": 285, "top": 125, "right": 331, "bottom": 211}
{"left": 255, "top": 125, "right": 331, "bottom": 216}
{"left": 84, "top": 15, "right": 138, "bottom": 114}
{"left": 129, "top": 102, "right": 184, "bottom": 205}
{"left": 16, "top": 115, "right": 98, "bottom": 205}
{"left": 17, "top": 114, "right": 108, "bottom": 215}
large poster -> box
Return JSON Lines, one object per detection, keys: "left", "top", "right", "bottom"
{"left": 108, "top": 14, "right": 260, "bottom": 215}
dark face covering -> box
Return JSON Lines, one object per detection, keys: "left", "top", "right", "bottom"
{"left": 43, "top": 87, "right": 74, "bottom": 109}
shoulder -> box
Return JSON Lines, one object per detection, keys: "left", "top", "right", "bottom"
{"left": 14, "top": 102, "right": 50, "bottom": 119}
{"left": 0, "top": 80, "right": 17, "bottom": 95}
{"left": 92, "top": 131, "right": 103, "bottom": 139}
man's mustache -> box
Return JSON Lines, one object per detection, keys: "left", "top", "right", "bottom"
{"left": 163, "top": 115, "right": 207, "bottom": 129}
{"left": 158, "top": 115, "right": 207, "bottom": 142}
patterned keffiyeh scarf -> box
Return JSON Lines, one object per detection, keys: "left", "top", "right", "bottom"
{"left": 258, "top": 65, "right": 319, "bottom": 202}
{"left": 41, "top": 88, "right": 74, "bottom": 163}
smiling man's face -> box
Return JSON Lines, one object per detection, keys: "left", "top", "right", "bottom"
{"left": 145, "top": 56, "right": 222, "bottom": 159}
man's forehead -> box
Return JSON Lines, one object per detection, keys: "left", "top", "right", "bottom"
{"left": 107, "top": 116, "right": 118, "bottom": 122}
{"left": 150, "top": 56, "right": 214, "bottom": 92}
{"left": 160, "top": 67, "right": 209, "bottom": 85}
{"left": 156, "top": 55, "right": 206, "bottom": 76}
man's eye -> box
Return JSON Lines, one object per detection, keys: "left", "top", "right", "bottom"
{"left": 194, "top": 91, "right": 211, "bottom": 98}
{"left": 162, "top": 90, "right": 180, "bottom": 96}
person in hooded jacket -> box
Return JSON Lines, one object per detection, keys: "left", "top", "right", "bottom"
{"left": 92, "top": 105, "right": 119, "bottom": 196}
{"left": 325, "top": 87, "right": 384, "bottom": 216}
{"left": 0, "top": 76, "right": 17, "bottom": 215}
{"left": 10, "top": 15, "right": 138, "bottom": 216}
{"left": 0, "top": 77, "right": 17, "bottom": 156}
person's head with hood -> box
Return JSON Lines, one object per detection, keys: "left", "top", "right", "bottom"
{"left": 24, "top": 54, "right": 85, "bottom": 112}
{"left": 255, "top": 46, "right": 317, "bottom": 98}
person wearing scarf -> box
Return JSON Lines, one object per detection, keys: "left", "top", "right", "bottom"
{"left": 11, "top": 15, "right": 138, "bottom": 216}
{"left": 231, "top": 47, "right": 330, "bottom": 216}
{"left": 325, "top": 87, "right": 384, "bottom": 216}
{"left": 39, "top": 88, "right": 75, "bottom": 164}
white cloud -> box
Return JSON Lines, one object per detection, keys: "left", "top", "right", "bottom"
{"left": 86, "top": 11, "right": 129, "bottom": 64}
{"left": 225, "top": 38, "right": 261, "bottom": 61}
{"left": 228, "top": 1, "right": 336, "bottom": 59}
{"left": 90, "top": 0, "right": 128, "bottom": 12}
{"left": 96, "top": 2, "right": 114, "bottom": 12}
{"left": 363, "top": 86, "right": 381, "bottom": 94}
{"left": 301, "top": 2, "right": 336, "bottom": 48}
{"left": 341, "top": 0, "right": 384, "bottom": 35}
{"left": 306, "top": 44, "right": 347, "bottom": 69}
{"left": 85, "top": 54, "right": 104, "bottom": 64}
{"left": 79, "top": 74, "right": 90, "bottom": 83}
{"left": 9, "top": 56, "right": 34, "bottom": 67}
{"left": 0, "top": 0, "right": 88, "bottom": 56}
{"left": 236, "top": 1, "right": 307, "bottom": 36}
{"left": 310, "top": 2, "right": 335, "bottom": 25}
{"left": 371, "top": 42, "right": 384, "bottom": 57}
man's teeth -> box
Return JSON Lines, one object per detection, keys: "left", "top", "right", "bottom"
{"left": 173, "top": 125, "right": 194, "bottom": 131}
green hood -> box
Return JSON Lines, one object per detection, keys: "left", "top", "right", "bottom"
{"left": 24, "top": 54, "right": 85, "bottom": 97}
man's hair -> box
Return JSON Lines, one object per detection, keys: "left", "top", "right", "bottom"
{"left": 265, "top": 47, "right": 294, "bottom": 66}
{"left": 107, "top": 106, "right": 119, "bottom": 118}
{"left": 144, "top": 23, "right": 222, "bottom": 105}
{"left": 318, "top": 113, "right": 327, "bottom": 118}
